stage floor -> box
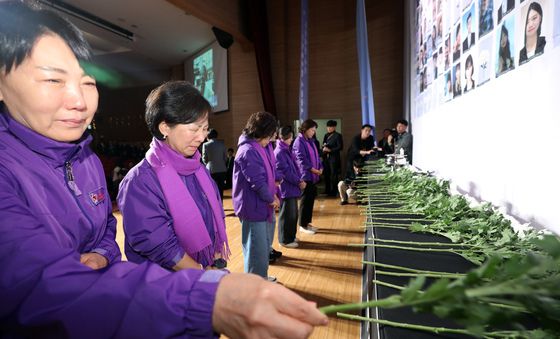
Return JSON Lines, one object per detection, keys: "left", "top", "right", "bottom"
{"left": 114, "top": 190, "right": 364, "bottom": 338}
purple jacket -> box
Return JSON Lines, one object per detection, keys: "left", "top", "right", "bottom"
{"left": 232, "top": 134, "right": 275, "bottom": 222}
{"left": 118, "top": 159, "right": 223, "bottom": 268}
{"left": 292, "top": 133, "right": 323, "bottom": 183}
{"left": 0, "top": 112, "right": 225, "bottom": 338}
{"left": 274, "top": 141, "right": 302, "bottom": 199}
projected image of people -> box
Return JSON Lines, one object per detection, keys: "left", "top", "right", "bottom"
{"left": 462, "top": 6, "right": 476, "bottom": 52}
{"left": 193, "top": 50, "right": 217, "bottom": 107}
{"left": 453, "top": 63, "right": 462, "bottom": 97}
{"left": 519, "top": 2, "right": 546, "bottom": 64}
{"left": 479, "top": 0, "right": 494, "bottom": 37}
{"left": 496, "top": 21, "right": 515, "bottom": 76}
{"left": 464, "top": 54, "right": 476, "bottom": 92}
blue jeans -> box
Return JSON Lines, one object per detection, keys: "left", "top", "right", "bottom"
{"left": 241, "top": 219, "right": 275, "bottom": 278}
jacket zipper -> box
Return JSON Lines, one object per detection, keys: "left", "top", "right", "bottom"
{"left": 64, "top": 159, "right": 96, "bottom": 236}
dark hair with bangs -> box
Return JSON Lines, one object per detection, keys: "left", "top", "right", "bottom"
{"left": 0, "top": 1, "right": 91, "bottom": 74}
{"left": 243, "top": 111, "right": 278, "bottom": 140}
{"left": 145, "top": 81, "right": 212, "bottom": 140}
{"left": 278, "top": 126, "right": 294, "bottom": 140}
{"left": 299, "top": 119, "right": 318, "bottom": 133}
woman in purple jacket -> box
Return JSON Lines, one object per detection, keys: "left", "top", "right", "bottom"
{"left": 292, "top": 119, "right": 323, "bottom": 234}
{"left": 232, "top": 111, "right": 280, "bottom": 281}
{"left": 275, "top": 126, "right": 307, "bottom": 247}
{"left": 0, "top": 2, "right": 326, "bottom": 337}
{"left": 118, "top": 81, "right": 230, "bottom": 271}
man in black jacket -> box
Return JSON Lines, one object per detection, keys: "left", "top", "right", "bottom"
{"left": 322, "top": 120, "right": 343, "bottom": 196}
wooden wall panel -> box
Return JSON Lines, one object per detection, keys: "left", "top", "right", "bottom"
{"left": 268, "top": 0, "right": 404, "bottom": 170}
{"left": 95, "top": 0, "right": 403, "bottom": 160}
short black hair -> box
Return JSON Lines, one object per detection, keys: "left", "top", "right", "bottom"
{"left": 397, "top": 119, "right": 409, "bottom": 126}
{"left": 279, "top": 126, "right": 294, "bottom": 140}
{"left": 362, "top": 124, "right": 373, "bottom": 130}
{"left": 326, "top": 120, "right": 337, "bottom": 127}
{"left": 299, "top": 119, "right": 318, "bottom": 133}
{"left": 227, "top": 148, "right": 234, "bottom": 153}
{"left": 207, "top": 128, "right": 218, "bottom": 139}
{"left": 0, "top": 1, "right": 92, "bottom": 74}
{"left": 145, "top": 81, "right": 211, "bottom": 140}
{"left": 243, "top": 111, "right": 278, "bottom": 139}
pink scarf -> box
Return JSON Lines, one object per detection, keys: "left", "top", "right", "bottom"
{"left": 146, "top": 138, "right": 230, "bottom": 265}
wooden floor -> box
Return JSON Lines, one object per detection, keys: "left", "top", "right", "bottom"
{"left": 114, "top": 190, "right": 364, "bottom": 338}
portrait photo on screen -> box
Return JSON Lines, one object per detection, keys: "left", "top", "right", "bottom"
{"left": 462, "top": 4, "right": 477, "bottom": 52}
{"left": 427, "top": 56, "right": 435, "bottom": 85}
{"left": 452, "top": 62, "right": 463, "bottom": 97}
{"left": 463, "top": 53, "right": 477, "bottom": 93}
{"left": 443, "top": 71, "right": 453, "bottom": 101}
{"left": 438, "top": 46, "right": 445, "bottom": 73}
{"left": 495, "top": 17, "right": 516, "bottom": 77}
{"left": 433, "top": 52, "right": 440, "bottom": 79}
{"left": 496, "top": 0, "right": 515, "bottom": 24}
{"left": 444, "top": 34, "right": 452, "bottom": 70}
{"left": 453, "top": 22, "right": 463, "bottom": 61}
{"left": 478, "top": 33, "right": 494, "bottom": 85}
{"left": 479, "top": 0, "right": 495, "bottom": 38}
{"left": 518, "top": 1, "right": 552, "bottom": 65}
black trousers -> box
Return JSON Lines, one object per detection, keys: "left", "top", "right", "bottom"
{"left": 298, "top": 181, "right": 317, "bottom": 227}
{"left": 278, "top": 197, "right": 298, "bottom": 244}
{"left": 210, "top": 172, "right": 226, "bottom": 201}
{"left": 323, "top": 156, "right": 340, "bottom": 195}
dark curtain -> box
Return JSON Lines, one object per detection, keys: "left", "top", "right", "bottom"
{"left": 247, "top": 0, "right": 277, "bottom": 116}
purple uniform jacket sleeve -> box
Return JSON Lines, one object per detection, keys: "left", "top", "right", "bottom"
{"left": 292, "top": 137, "right": 311, "bottom": 181}
{"left": 117, "top": 162, "right": 185, "bottom": 269}
{"left": 276, "top": 150, "right": 300, "bottom": 186}
{"left": 91, "top": 209, "right": 120, "bottom": 263}
{"left": 236, "top": 148, "right": 274, "bottom": 203}
{"left": 0, "top": 167, "right": 225, "bottom": 338}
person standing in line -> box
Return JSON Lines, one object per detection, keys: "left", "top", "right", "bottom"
{"left": 118, "top": 82, "right": 229, "bottom": 271}
{"left": 275, "top": 126, "right": 306, "bottom": 248}
{"left": 293, "top": 119, "right": 322, "bottom": 235}
{"left": 322, "top": 120, "right": 343, "bottom": 197}
{"left": 0, "top": 2, "right": 327, "bottom": 337}
{"left": 202, "top": 128, "right": 228, "bottom": 201}
{"left": 232, "top": 112, "right": 280, "bottom": 282}
{"left": 395, "top": 119, "right": 413, "bottom": 164}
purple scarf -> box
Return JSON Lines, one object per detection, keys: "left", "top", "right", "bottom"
{"left": 300, "top": 133, "right": 320, "bottom": 183}
{"left": 146, "top": 138, "right": 229, "bottom": 265}
{"left": 250, "top": 139, "right": 276, "bottom": 222}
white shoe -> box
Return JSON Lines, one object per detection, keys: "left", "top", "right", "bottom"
{"left": 294, "top": 237, "right": 300, "bottom": 243}
{"left": 280, "top": 242, "right": 299, "bottom": 248}
{"left": 267, "top": 276, "right": 278, "bottom": 283}
{"left": 299, "top": 226, "right": 316, "bottom": 235}
{"left": 307, "top": 225, "right": 319, "bottom": 232}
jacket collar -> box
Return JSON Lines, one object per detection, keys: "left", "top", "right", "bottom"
{"left": 0, "top": 110, "right": 91, "bottom": 167}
